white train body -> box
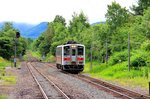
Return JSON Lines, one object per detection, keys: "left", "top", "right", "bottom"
{"left": 56, "top": 44, "right": 85, "bottom": 72}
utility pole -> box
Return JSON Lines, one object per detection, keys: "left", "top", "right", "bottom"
{"left": 128, "top": 32, "right": 130, "bottom": 71}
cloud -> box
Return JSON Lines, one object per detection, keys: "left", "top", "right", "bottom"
{"left": 0, "top": 0, "right": 137, "bottom": 24}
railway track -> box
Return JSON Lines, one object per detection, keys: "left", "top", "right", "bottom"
{"left": 75, "top": 74, "right": 150, "bottom": 99}
{"left": 27, "top": 62, "right": 70, "bottom": 99}
{"left": 45, "top": 63, "right": 150, "bottom": 99}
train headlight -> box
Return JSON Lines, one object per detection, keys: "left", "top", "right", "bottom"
{"left": 71, "top": 45, "right": 76, "bottom": 48}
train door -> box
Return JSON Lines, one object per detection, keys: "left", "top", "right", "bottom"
{"left": 71, "top": 45, "right": 77, "bottom": 65}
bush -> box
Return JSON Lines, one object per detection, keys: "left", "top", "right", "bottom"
{"left": 44, "top": 53, "right": 56, "bottom": 62}
{"left": 131, "top": 57, "right": 146, "bottom": 68}
{"left": 108, "top": 50, "right": 128, "bottom": 65}
{"left": 130, "top": 51, "right": 147, "bottom": 68}
{"left": 141, "top": 40, "right": 150, "bottom": 51}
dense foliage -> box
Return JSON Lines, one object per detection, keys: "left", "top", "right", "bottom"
{"left": 0, "top": 22, "right": 27, "bottom": 60}
{"left": 33, "top": 1, "right": 150, "bottom": 69}
{"left": 131, "top": 0, "right": 150, "bottom": 15}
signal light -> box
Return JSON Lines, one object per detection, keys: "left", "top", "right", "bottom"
{"left": 16, "top": 32, "right": 20, "bottom": 38}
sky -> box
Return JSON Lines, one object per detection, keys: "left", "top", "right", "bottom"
{"left": 0, "top": 0, "right": 137, "bottom": 24}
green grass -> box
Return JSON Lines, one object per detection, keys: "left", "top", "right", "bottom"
{"left": 0, "top": 57, "right": 10, "bottom": 68}
{"left": 0, "top": 76, "right": 16, "bottom": 84}
{"left": 0, "top": 57, "right": 11, "bottom": 76}
{"left": 22, "top": 54, "right": 28, "bottom": 61}
{"left": 28, "top": 50, "right": 56, "bottom": 62}
{"left": 0, "top": 56, "right": 20, "bottom": 68}
{"left": 29, "top": 50, "right": 42, "bottom": 60}
{"left": 0, "top": 57, "right": 17, "bottom": 85}
{"left": 83, "top": 61, "right": 150, "bottom": 89}
{"left": 0, "top": 96, "right": 7, "bottom": 99}
{"left": 44, "top": 53, "right": 56, "bottom": 62}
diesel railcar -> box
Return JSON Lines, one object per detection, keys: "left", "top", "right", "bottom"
{"left": 56, "top": 41, "right": 85, "bottom": 72}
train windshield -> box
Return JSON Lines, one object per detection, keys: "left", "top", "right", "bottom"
{"left": 78, "top": 46, "right": 84, "bottom": 55}
{"left": 64, "top": 46, "right": 70, "bottom": 55}
{"left": 72, "top": 49, "right": 76, "bottom": 56}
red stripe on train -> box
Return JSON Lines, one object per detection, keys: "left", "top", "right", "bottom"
{"left": 77, "top": 58, "right": 84, "bottom": 61}
{"left": 64, "top": 57, "right": 71, "bottom": 61}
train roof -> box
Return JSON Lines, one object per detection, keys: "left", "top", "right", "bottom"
{"left": 57, "top": 44, "right": 85, "bottom": 48}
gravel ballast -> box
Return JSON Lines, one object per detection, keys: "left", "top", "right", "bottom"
{"left": 8, "top": 62, "right": 43, "bottom": 99}
{"left": 35, "top": 62, "right": 117, "bottom": 99}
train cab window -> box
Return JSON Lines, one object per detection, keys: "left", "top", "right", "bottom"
{"left": 64, "top": 46, "right": 70, "bottom": 55}
{"left": 72, "top": 49, "right": 76, "bottom": 56}
{"left": 78, "top": 46, "right": 84, "bottom": 55}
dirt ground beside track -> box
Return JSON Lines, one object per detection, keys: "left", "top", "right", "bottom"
{"left": 0, "top": 62, "right": 42, "bottom": 99}
{"left": 0, "top": 66, "right": 18, "bottom": 98}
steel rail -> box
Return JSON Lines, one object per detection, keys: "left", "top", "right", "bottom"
{"left": 31, "top": 62, "right": 70, "bottom": 99}
{"left": 27, "top": 62, "right": 48, "bottom": 99}
{"left": 79, "top": 74, "right": 150, "bottom": 99}
{"left": 76, "top": 75, "right": 134, "bottom": 99}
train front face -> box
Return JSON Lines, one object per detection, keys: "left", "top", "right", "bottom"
{"left": 63, "top": 44, "right": 85, "bottom": 72}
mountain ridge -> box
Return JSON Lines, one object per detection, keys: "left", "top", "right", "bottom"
{"left": 23, "top": 22, "right": 48, "bottom": 38}
{"left": 0, "top": 22, "right": 48, "bottom": 39}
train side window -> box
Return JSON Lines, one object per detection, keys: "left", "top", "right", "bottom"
{"left": 78, "top": 46, "right": 84, "bottom": 55}
{"left": 64, "top": 46, "right": 70, "bottom": 55}
{"left": 56, "top": 47, "right": 61, "bottom": 56}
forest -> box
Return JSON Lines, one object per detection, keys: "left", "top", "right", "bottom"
{"left": 0, "top": 22, "right": 27, "bottom": 60}
{"left": 33, "top": 0, "right": 150, "bottom": 68}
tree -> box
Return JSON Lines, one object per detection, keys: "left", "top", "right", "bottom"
{"left": 53, "top": 15, "right": 66, "bottom": 26}
{"left": 68, "top": 12, "right": 90, "bottom": 42}
{"left": 1, "top": 22, "right": 14, "bottom": 32}
{"left": 0, "top": 22, "right": 27, "bottom": 59}
{"left": 51, "top": 15, "right": 68, "bottom": 55}
{"left": 105, "top": 1, "right": 129, "bottom": 31}
{"left": 131, "top": 0, "right": 150, "bottom": 15}
{"left": 141, "top": 7, "right": 150, "bottom": 39}
{"left": 90, "top": 24, "right": 109, "bottom": 62}
{"left": 0, "top": 37, "right": 13, "bottom": 59}
{"left": 33, "top": 15, "right": 67, "bottom": 56}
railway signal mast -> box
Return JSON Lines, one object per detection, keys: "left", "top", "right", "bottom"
{"left": 14, "top": 32, "right": 20, "bottom": 67}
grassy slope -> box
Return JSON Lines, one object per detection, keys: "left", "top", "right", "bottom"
{"left": 29, "top": 50, "right": 41, "bottom": 60}
{"left": 0, "top": 57, "right": 11, "bottom": 68}
{"left": 84, "top": 61, "right": 150, "bottom": 89}
{"left": 0, "top": 57, "right": 17, "bottom": 98}
{"left": 0, "top": 57, "right": 11, "bottom": 76}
